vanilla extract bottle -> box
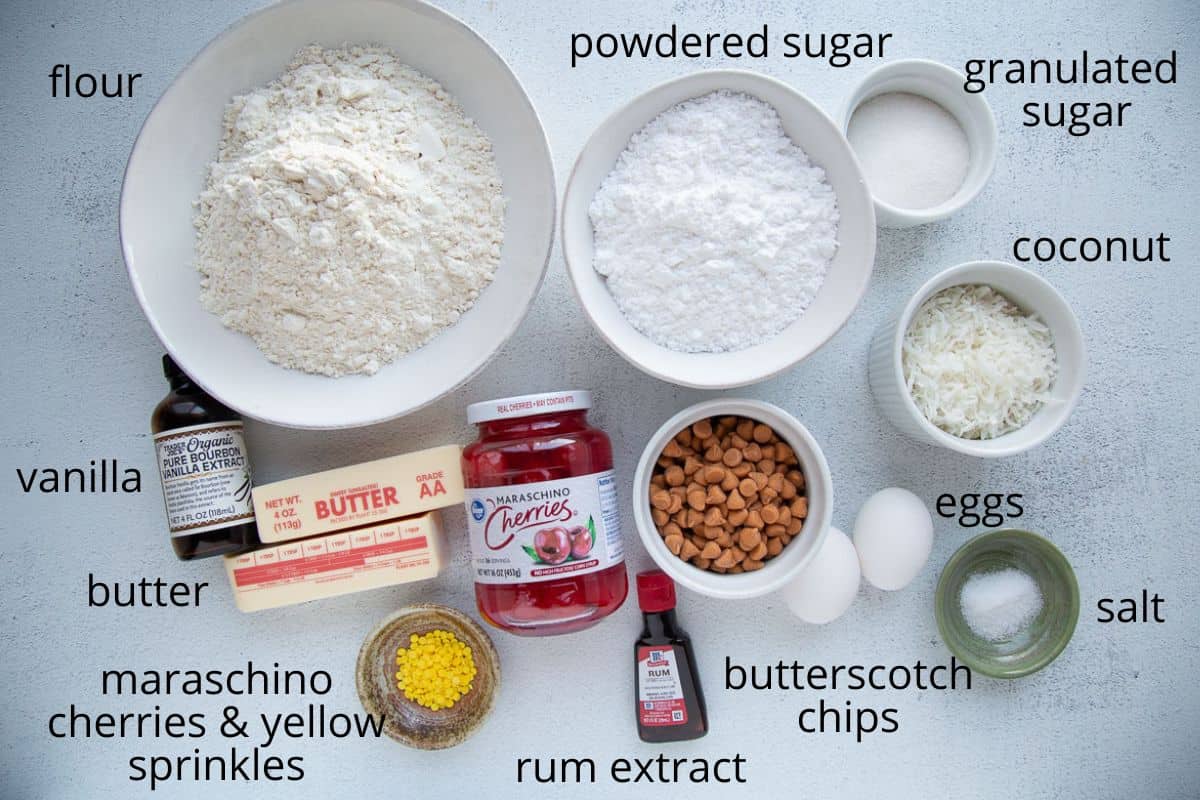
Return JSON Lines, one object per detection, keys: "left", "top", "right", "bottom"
{"left": 151, "top": 355, "right": 258, "bottom": 560}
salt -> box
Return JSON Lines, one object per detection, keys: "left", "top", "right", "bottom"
{"left": 588, "top": 91, "right": 839, "bottom": 353}
{"left": 959, "top": 568, "right": 1044, "bottom": 642}
{"left": 846, "top": 91, "right": 970, "bottom": 210}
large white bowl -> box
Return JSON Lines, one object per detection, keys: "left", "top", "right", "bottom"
{"left": 633, "top": 399, "right": 832, "bottom": 599}
{"left": 121, "top": 0, "right": 555, "bottom": 429}
{"left": 869, "top": 261, "right": 1085, "bottom": 457}
{"left": 562, "top": 70, "right": 876, "bottom": 389}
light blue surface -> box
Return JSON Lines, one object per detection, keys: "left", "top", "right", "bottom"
{"left": 1, "top": 1, "right": 1197, "bottom": 798}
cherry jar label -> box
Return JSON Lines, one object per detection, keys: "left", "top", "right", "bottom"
{"left": 637, "top": 646, "right": 687, "bottom": 727}
{"left": 465, "top": 470, "right": 624, "bottom": 584}
{"left": 153, "top": 421, "right": 254, "bottom": 536}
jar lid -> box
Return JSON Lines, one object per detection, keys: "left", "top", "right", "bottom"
{"left": 636, "top": 570, "right": 676, "bottom": 613}
{"left": 466, "top": 391, "right": 592, "bottom": 424}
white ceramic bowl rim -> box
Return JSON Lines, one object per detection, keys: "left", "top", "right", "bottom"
{"left": 890, "top": 260, "right": 1086, "bottom": 457}
{"left": 841, "top": 58, "right": 997, "bottom": 224}
{"left": 562, "top": 68, "right": 876, "bottom": 390}
{"left": 120, "top": 0, "right": 556, "bottom": 429}
{"left": 633, "top": 398, "right": 833, "bottom": 599}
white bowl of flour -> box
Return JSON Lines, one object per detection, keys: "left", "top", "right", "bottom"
{"left": 121, "top": 0, "right": 554, "bottom": 428}
{"left": 562, "top": 70, "right": 875, "bottom": 389}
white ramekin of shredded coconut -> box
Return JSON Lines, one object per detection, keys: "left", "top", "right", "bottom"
{"left": 868, "top": 261, "right": 1086, "bottom": 457}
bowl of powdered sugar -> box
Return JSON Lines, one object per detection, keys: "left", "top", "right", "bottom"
{"left": 562, "top": 70, "right": 876, "bottom": 389}
{"left": 121, "top": 0, "right": 554, "bottom": 428}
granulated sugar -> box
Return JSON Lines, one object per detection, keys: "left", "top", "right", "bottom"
{"left": 588, "top": 90, "right": 839, "bottom": 353}
{"left": 195, "top": 45, "right": 505, "bottom": 377}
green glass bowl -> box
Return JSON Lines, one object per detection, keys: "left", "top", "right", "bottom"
{"left": 934, "top": 529, "right": 1079, "bottom": 678}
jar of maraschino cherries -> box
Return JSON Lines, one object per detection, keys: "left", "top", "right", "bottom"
{"left": 462, "top": 391, "right": 628, "bottom": 636}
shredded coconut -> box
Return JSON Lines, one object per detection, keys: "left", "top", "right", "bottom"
{"left": 903, "top": 284, "right": 1057, "bottom": 440}
{"left": 959, "top": 568, "right": 1044, "bottom": 641}
{"left": 194, "top": 45, "right": 505, "bottom": 377}
{"left": 588, "top": 90, "right": 839, "bottom": 353}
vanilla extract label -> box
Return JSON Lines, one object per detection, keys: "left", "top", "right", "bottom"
{"left": 153, "top": 422, "right": 254, "bottom": 536}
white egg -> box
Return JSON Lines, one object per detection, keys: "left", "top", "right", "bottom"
{"left": 781, "top": 527, "right": 860, "bottom": 624}
{"left": 853, "top": 487, "right": 933, "bottom": 591}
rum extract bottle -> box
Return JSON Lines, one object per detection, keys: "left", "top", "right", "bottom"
{"left": 634, "top": 570, "right": 708, "bottom": 742}
{"left": 151, "top": 355, "right": 258, "bottom": 560}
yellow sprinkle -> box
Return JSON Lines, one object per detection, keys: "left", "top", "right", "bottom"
{"left": 393, "top": 628, "right": 478, "bottom": 711}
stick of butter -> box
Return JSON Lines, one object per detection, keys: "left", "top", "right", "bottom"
{"left": 252, "top": 444, "right": 463, "bottom": 543}
{"left": 225, "top": 511, "right": 446, "bottom": 612}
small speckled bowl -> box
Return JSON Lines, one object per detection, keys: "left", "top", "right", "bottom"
{"left": 356, "top": 604, "right": 500, "bottom": 749}
{"left": 935, "top": 530, "right": 1079, "bottom": 679}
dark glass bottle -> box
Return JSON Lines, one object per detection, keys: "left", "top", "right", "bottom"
{"left": 151, "top": 355, "right": 258, "bottom": 560}
{"left": 634, "top": 570, "right": 708, "bottom": 742}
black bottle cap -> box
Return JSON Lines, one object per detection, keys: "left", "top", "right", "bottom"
{"left": 162, "top": 353, "right": 183, "bottom": 379}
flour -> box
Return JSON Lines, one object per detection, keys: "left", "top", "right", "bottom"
{"left": 588, "top": 90, "right": 839, "bottom": 353}
{"left": 194, "top": 45, "right": 505, "bottom": 377}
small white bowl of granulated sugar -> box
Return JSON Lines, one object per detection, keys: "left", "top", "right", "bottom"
{"left": 841, "top": 59, "right": 997, "bottom": 228}
{"left": 562, "top": 70, "right": 877, "bottom": 389}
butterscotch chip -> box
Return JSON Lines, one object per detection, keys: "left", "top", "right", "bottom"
{"left": 760, "top": 505, "right": 780, "bottom": 525}
{"left": 676, "top": 429, "right": 693, "bottom": 448}
{"left": 791, "top": 497, "right": 808, "bottom": 517}
{"left": 730, "top": 548, "right": 746, "bottom": 564}
{"left": 685, "top": 509, "right": 704, "bottom": 529}
{"left": 700, "top": 541, "right": 721, "bottom": 560}
{"left": 760, "top": 487, "right": 778, "bottom": 503}
{"left": 779, "top": 533, "right": 792, "bottom": 546}
{"left": 726, "top": 490, "right": 746, "bottom": 510}
{"left": 664, "top": 465, "right": 685, "bottom": 486}
{"left": 731, "top": 462, "right": 752, "bottom": 477}
{"left": 651, "top": 489, "right": 671, "bottom": 510}
{"left": 704, "top": 506, "right": 725, "bottom": 526}
{"left": 711, "top": 565, "right": 727, "bottom": 574}
{"left": 765, "top": 523, "right": 786, "bottom": 538}
{"left": 730, "top": 434, "right": 748, "bottom": 449}
{"left": 727, "top": 508, "right": 749, "bottom": 526}
{"left": 694, "top": 557, "right": 711, "bottom": 570}
{"left": 692, "top": 419, "right": 713, "bottom": 439}
{"left": 751, "top": 471, "right": 769, "bottom": 490}
{"left": 786, "top": 518, "right": 803, "bottom": 535}
{"left": 651, "top": 474, "right": 666, "bottom": 488}
{"left": 787, "top": 470, "right": 804, "bottom": 488}
{"left": 752, "top": 423, "right": 773, "bottom": 443}
{"left": 720, "top": 472, "right": 739, "bottom": 492}
{"left": 667, "top": 494, "right": 683, "bottom": 514}
{"left": 680, "top": 540, "right": 701, "bottom": 561}
{"left": 703, "top": 465, "right": 725, "bottom": 484}
{"left": 778, "top": 505, "right": 792, "bottom": 525}
{"left": 714, "top": 549, "right": 737, "bottom": 569}
{"left": 716, "top": 531, "right": 733, "bottom": 548}
{"left": 736, "top": 419, "right": 754, "bottom": 440}
{"left": 739, "top": 527, "right": 762, "bottom": 550}
{"left": 767, "top": 538, "right": 784, "bottom": 557}
{"left": 704, "top": 444, "right": 723, "bottom": 462}
{"left": 738, "top": 477, "right": 758, "bottom": 498}
{"left": 663, "top": 522, "right": 683, "bottom": 538}
{"left": 656, "top": 455, "right": 673, "bottom": 469}
{"left": 662, "top": 440, "right": 684, "bottom": 459}
{"left": 743, "top": 559, "right": 764, "bottom": 571}
{"left": 722, "top": 449, "right": 743, "bottom": 467}
{"left": 703, "top": 525, "right": 722, "bottom": 540}
{"left": 685, "top": 489, "right": 706, "bottom": 511}
{"left": 664, "top": 534, "right": 684, "bottom": 555}
{"left": 706, "top": 485, "right": 726, "bottom": 505}
{"left": 728, "top": 565, "right": 745, "bottom": 574}
{"left": 683, "top": 455, "right": 702, "bottom": 475}
{"left": 651, "top": 508, "right": 669, "bottom": 526}
{"left": 775, "top": 442, "right": 794, "bottom": 463}
{"left": 749, "top": 540, "right": 768, "bottom": 561}
{"left": 760, "top": 444, "right": 775, "bottom": 460}
{"left": 745, "top": 509, "right": 764, "bottom": 529}
{"left": 758, "top": 459, "right": 776, "bottom": 476}
{"left": 780, "top": 481, "right": 797, "bottom": 500}
{"left": 742, "top": 442, "right": 762, "bottom": 462}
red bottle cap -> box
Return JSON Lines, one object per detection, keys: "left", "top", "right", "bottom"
{"left": 637, "top": 570, "right": 676, "bottom": 613}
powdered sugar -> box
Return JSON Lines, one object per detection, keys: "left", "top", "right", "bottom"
{"left": 194, "top": 45, "right": 505, "bottom": 377}
{"left": 588, "top": 90, "right": 839, "bottom": 353}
